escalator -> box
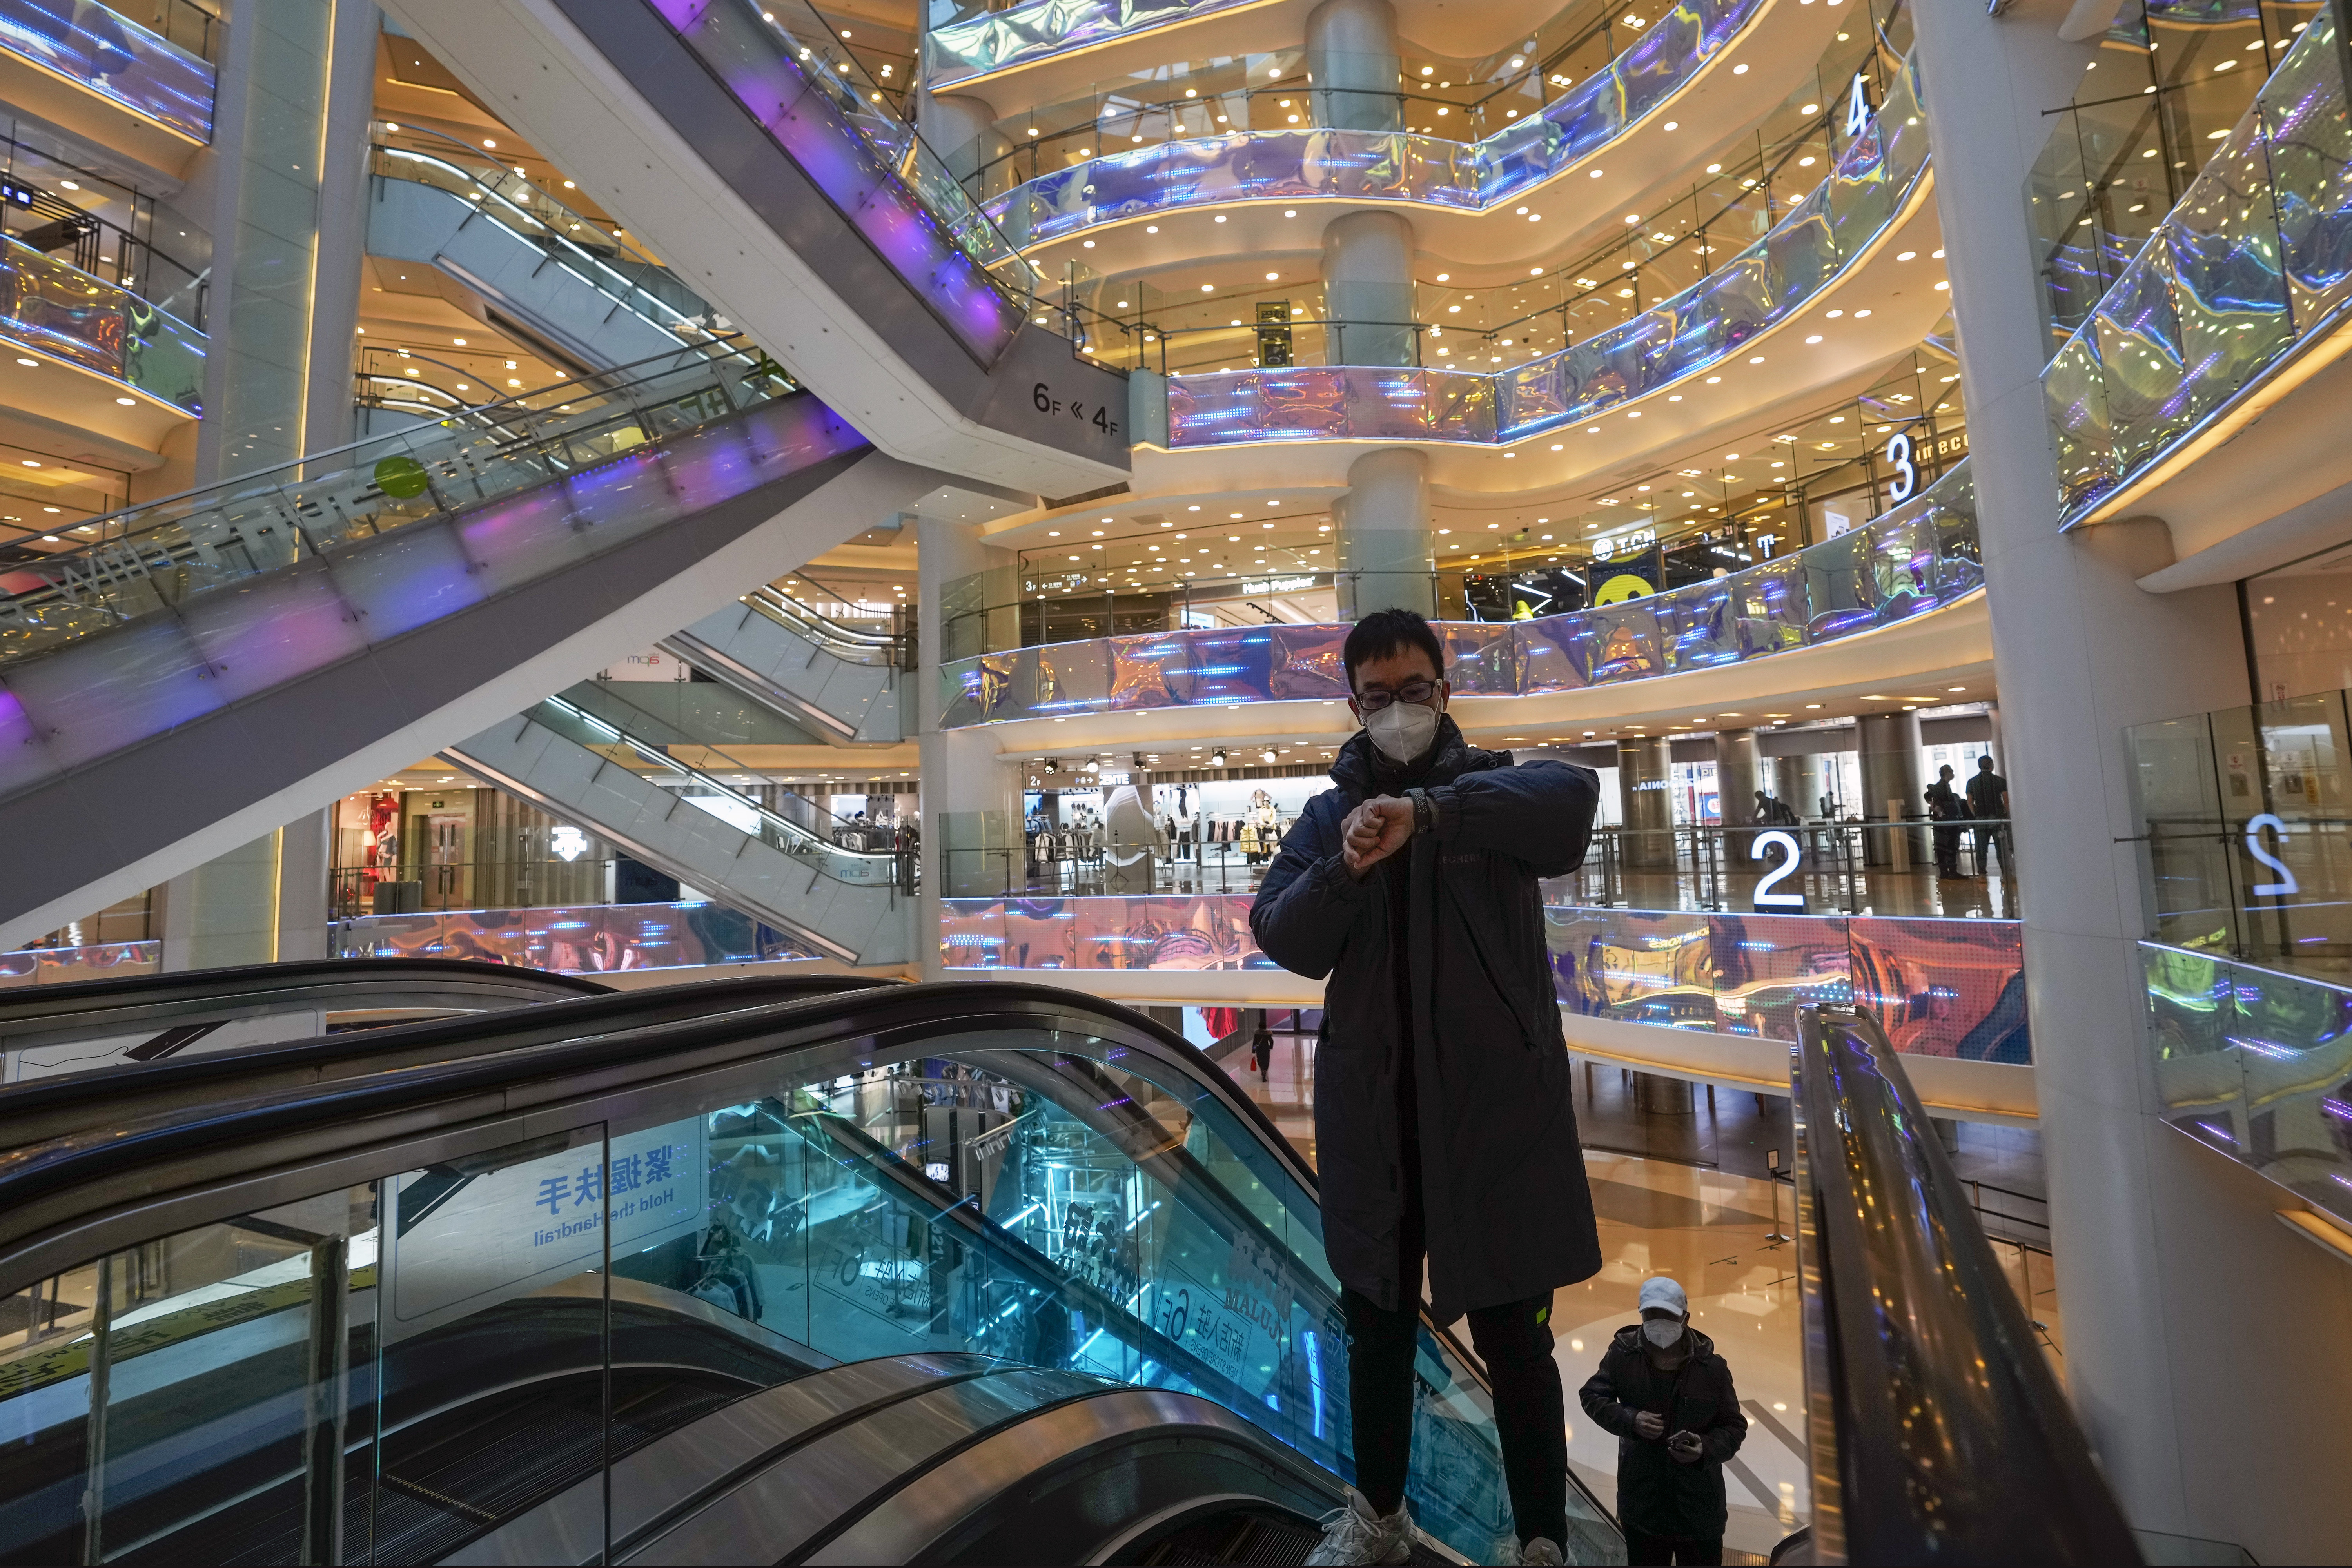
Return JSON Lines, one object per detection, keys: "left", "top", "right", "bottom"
{"left": 447, "top": 687, "right": 915, "bottom": 966}
{"left": 366, "top": 123, "right": 717, "bottom": 375}
{"left": 0, "top": 956, "right": 605, "bottom": 1085}
{"left": 0, "top": 980, "right": 1609, "bottom": 1564}
{"left": 0, "top": 342, "right": 963, "bottom": 955}
{"left": 379, "top": 0, "right": 1131, "bottom": 497}
{"left": 664, "top": 575, "right": 907, "bottom": 746}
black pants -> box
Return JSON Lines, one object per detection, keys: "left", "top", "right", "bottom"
{"left": 1932, "top": 823, "right": 1962, "bottom": 875}
{"left": 1624, "top": 1529, "right": 1722, "bottom": 1565}
{"left": 1340, "top": 1166, "right": 1568, "bottom": 1547}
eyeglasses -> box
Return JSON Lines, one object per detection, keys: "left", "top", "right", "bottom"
{"left": 1356, "top": 679, "right": 1438, "bottom": 713}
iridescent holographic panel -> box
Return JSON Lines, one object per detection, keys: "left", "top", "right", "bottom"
{"left": 1165, "top": 54, "right": 1929, "bottom": 451}
{"left": 2046, "top": 14, "right": 2352, "bottom": 524}
{"left": 2, "top": 235, "right": 204, "bottom": 414}
{"left": 972, "top": 0, "right": 1765, "bottom": 233}
{"left": 1548, "top": 906, "right": 1719, "bottom": 1031}
{"left": 2141, "top": 942, "right": 2352, "bottom": 1225}
{"left": 937, "top": 459, "right": 1981, "bottom": 728}
{"left": 0, "top": 0, "right": 214, "bottom": 141}
{"left": 0, "top": 938, "right": 161, "bottom": 989}
{"left": 1708, "top": 912, "right": 1855, "bottom": 1043}
{"left": 1849, "top": 916, "right": 2029, "bottom": 1062}
{"left": 335, "top": 900, "right": 817, "bottom": 970}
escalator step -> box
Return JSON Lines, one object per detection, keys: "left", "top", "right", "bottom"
{"left": 1129, "top": 1505, "right": 1452, "bottom": 1567}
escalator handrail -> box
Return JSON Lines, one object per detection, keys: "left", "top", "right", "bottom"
{"left": 1791, "top": 1005, "right": 2140, "bottom": 1565}
{"left": 0, "top": 975, "right": 1617, "bottom": 1541}
{"left": 533, "top": 693, "right": 908, "bottom": 873}
{"left": 0, "top": 955, "right": 608, "bottom": 1025}
{"left": 0, "top": 967, "right": 894, "bottom": 1151}
{"left": 741, "top": 583, "right": 903, "bottom": 660}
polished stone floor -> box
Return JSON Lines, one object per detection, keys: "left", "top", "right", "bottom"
{"left": 1229, "top": 1027, "right": 2064, "bottom": 1559}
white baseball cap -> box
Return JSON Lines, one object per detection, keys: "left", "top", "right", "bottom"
{"left": 1637, "top": 1276, "right": 1688, "bottom": 1319}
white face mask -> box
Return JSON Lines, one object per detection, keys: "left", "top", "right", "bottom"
{"left": 1365, "top": 699, "right": 1441, "bottom": 764}
{"left": 1642, "top": 1317, "right": 1685, "bottom": 1350}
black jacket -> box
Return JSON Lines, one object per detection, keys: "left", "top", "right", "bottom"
{"left": 1248, "top": 718, "right": 1603, "bottom": 1322}
{"left": 1577, "top": 1325, "right": 1749, "bottom": 1538}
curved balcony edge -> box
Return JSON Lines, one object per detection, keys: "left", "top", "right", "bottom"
{"left": 0, "top": 232, "right": 207, "bottom": 419}
{"left": 975, "top": 0, "right": 1772, "bottom": 243}
{"left": 1145, "top": 55, "right": 1930, "bottom": 451}
{"left": 2045, "top": 11, "right": 2352, "bottom": 530}
{"left": 936, "top": 455, "right": 1979, "bottom": 732}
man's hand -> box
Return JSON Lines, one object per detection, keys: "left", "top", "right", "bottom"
{"left": 1632, "top": 1411, "right": 1666, "bottom": 1441}
{"left": 1341, "top": 796, "right": 1417, "bottom": 878}
{"left": 1668, "top": 1430, "right": 1703, "bottom": 1464}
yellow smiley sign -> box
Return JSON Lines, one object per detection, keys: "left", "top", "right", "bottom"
{"left": 1593, "top": 573, "right": 1653, "bottom": 606}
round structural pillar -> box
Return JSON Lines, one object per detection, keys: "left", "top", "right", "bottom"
{"left": 1319, "top": 208, "right": 1417, "bottom": 368}
{"left": 1633, "top": 1072, "right": 1694, "bottom": 1116}
{"left": 918, "top": 515, "right": 1019, "bottom": 976}
{"left": 916, "top": 89, "right": 997, "bottom": 187}
{"left": 1771, "top": 753, "right": 1825, "bottom": 822}
{"left": 1615, "top": 736, "right": 1674, "bottom": 871}
{"left": 1917, "top": 4, "right": 2352, "bottom": 1560}
{"left": 1335, "top": 446, "right": 1434, "bottom": 619}
{"left": 1305, "top": 0, "right": 1401, "bottom": 132}
{"left": 1856, "top": 710, "right": 1926, "bottom": 868}
{"left": 1715, "top": 727, "right": 1763, "bottom": 857}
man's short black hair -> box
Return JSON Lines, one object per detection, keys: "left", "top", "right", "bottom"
{"left": 1977, "top": 755, "right": 1995, "bottom": 769}
{"left": 1343, "top": 608, "right": 1445, "bottom": 692}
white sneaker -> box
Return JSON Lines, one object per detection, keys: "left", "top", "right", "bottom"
{"left": 1305, "top": 1487, "right": 1414, "bottom": 1566}
{"left": 1517, "top": 1538, "right": 1565, "bottom": 1566}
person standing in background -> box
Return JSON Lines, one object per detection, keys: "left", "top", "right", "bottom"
{"left": 1965, "top": 754, "right": 2010, "bottom": 880}
{"left": 1926, "top": 764, "right": 1966, "bottom": 880}
{"left": 1578, "top": 1277, "right": 1748, "bottom": 1566}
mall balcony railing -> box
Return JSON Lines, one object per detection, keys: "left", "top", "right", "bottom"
{"left": 2127, "top": 682, "right": 2352, "bottom": 981}
{"left": 1145, "top": 51, "right": 1929, "bottom": 450}
{"left": 637, "top": 0, "right": 1064, "bottom": 364}
{"left": 927, "top": 0, "right": 1764, "bottom": 145}
{"left": 940, "top": 456, "right": 1980, "bottom": 726}
{"left": 328, "top": 857, "right": 622, "bottom": 920}
{"left": 2141, "top": 940, "right": 2352, "bottom": 1234}
{"left": 2044, "top": 6, "right": 2352, "bottom": 523}
{"left": 2027, "top": 0, "right": 2322, "bottom": 358}
{"left": 0, "top": 0, "right": 216, "bottom": 143}
{"left": 369, "top": 123, "right": 718, "bottom": 338}
{"left": 0, "top": 229, "right": 204, "bottom": 415}
{"left": 948, "top": 815, "right": 2014, "bottom": 917}
{"left": 1789, "top": 1005, "right": 2136, "bottom": 1561}
{"left": 978, "top": 0, "right": 1905, "bottom": 249}
{"left": 331, "top": 894, "right": 820, "bottom": 970}
{"left": 0, "top": 335, "right": 793, "bottom": 665}
{"left": 0, "top": 936, "right": 159, "bottom": 989}
{"left": 0, "top": 178, "right": 209, "bottom": 328}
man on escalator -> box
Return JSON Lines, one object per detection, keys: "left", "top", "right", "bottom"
{"left": 1250, "top": 609, "right": 1604, "bottom": 1568}
{"left": 1578, "top": 1276, "right": 1748, "bottom": 1566}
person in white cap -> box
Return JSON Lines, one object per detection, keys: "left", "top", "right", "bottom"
{"left": 1577, "top": 1275, "right": 1749, "bottom": 1566}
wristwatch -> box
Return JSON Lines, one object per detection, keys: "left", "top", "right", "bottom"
{"left": 1406, "top": 788, "right": 1433, "bottom": 835}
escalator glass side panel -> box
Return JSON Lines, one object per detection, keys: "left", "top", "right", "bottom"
{"left": 0, "top": 1000, "right": 1622, "bottom": 1563}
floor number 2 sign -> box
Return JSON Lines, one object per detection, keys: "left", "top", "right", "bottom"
{"left": 1752, "top": 830, "right": 1807, "bottom": 911}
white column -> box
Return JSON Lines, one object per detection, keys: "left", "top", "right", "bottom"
{"left": 1334, "top": 446, "right": 1434, "bottom": 618}
{"left": 1319, "top": 207, "right": 1417, "bottom": 368}
{"left": 916, "top": 88, "right": 998, "bottom": 188}
{"left": 918, "top": 516, "right": 1018, "bottom": 978}
{"left": 1305, "top": 0, "right": 1402, "bottom": 132}
{"left": 1917, "top": 2, "right": 2352, "bottom": 1559}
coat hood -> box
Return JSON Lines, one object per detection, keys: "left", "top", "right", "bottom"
{"left": 1328, "top": 713, "right": 1507, "bottom": 796}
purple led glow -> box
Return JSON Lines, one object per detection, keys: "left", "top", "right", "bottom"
{"left": 0, "top": 0, "right": 215, "bottom": 142}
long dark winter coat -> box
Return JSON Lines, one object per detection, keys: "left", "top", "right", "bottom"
{"left": 1577, "top": 1324, "right": 1749, "bottom": 1539}
{"left": 1247, "top": 717, "right": 1603, "bottom": 1323}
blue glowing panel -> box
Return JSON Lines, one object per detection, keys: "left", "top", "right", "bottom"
{"left": 0, "top": 0, "right": 214, "bottom": 141}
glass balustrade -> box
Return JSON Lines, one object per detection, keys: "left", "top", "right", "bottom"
{"left": 0, "top": 342, "right": 851, "bottom": 808}
{"left": 1159, "top": 51, "right": 1928, "bottom": 447}
{"left": 637, "top": 0, "right": 1045, "bottom": 360}
{"left": 0, "top": 937, "right": 159, "bottom": 989}
{"left": 2126, "top": 684, "right": 2352, "bottom": 980}
{"left": 370, "top": 126, "right": 716, "bottom": 334}
{"left": 0, "top": 1005, "right": 1601, "bottom": 1563}
{"left": 2141, "top": 942, "right": 2352, "bottom": 1224}
{"left": 2044, "top": 6, "right": 2352, "bottom": 521}
{"left": 940, "top": 454, "right": 1977, "bottom": 726}
{"left": 939, "top": 891, "right": 2029, "bottom": 1061}
{"left": 0, "top": 231, "right": 203, "bottom": 413}
{"left": 332, "top": 897, "right": 822, "bottom": 970}
{"left": 0, "top": 0, "right": 216, "bottom": 142}
{"left": 982, "top": 0, "right": 1766, "bottom": 248}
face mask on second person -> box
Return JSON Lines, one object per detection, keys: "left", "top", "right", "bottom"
{"left": 1642, "top": 1316, "right": 1684, "bottom": 1349}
